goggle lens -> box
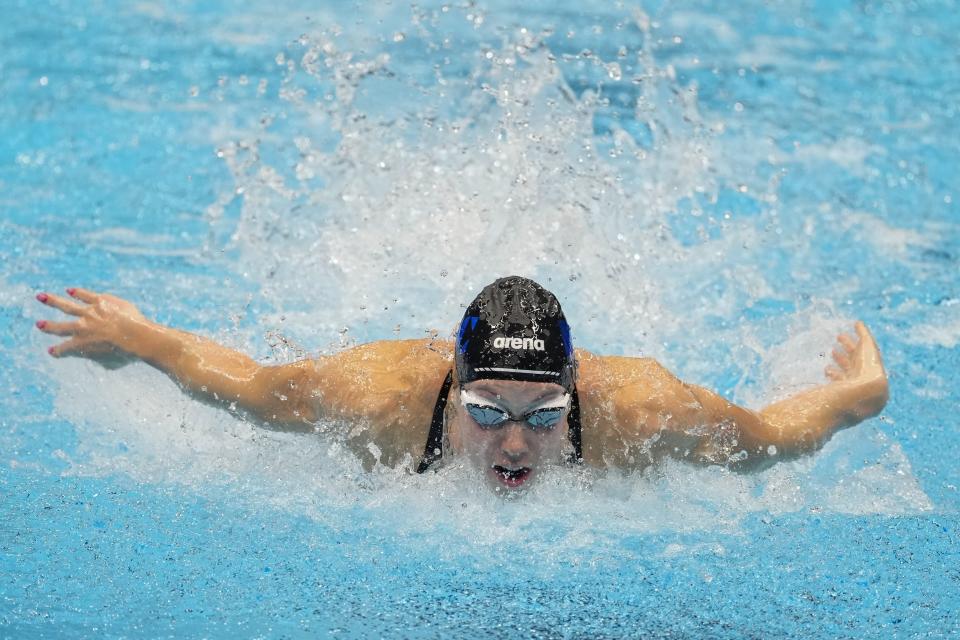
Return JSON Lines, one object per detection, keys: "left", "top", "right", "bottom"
{"left": 465, "top": 404, "right": 510, "bottom": 427}
{"left": 525, "top": 407, "right": 564, "bottom": 429}
{"left": 464, "top": 404, "right": 564, "bottom": 431}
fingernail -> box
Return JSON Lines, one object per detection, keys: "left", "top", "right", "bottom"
{"left": 36, "top": 320, "right": 47, "bottom": 329}
{"left": 66, "top": 288, "right": 76, "bottom": 296}
{"left": 48, "top": 346, "right": 56, "bottom": 356}
{"left": 36, "top": 293, "right": 48, "bottom": 303}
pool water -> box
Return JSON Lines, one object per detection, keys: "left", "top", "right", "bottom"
{"left": 2, "top": 0, "right": 959, "bottom": 637}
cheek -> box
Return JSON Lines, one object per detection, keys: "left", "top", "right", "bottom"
{"left": 533, "top": 424, "right": 570, "bottom": 456}
{"left": 451, "top": 413, "right": 494, "bottom": 455}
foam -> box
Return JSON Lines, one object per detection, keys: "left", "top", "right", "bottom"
{"left": 904, "top": 299, "right": 960, "bottom": 348}
{"left": 842, "top": 211, "right": 936, "bottom": 257}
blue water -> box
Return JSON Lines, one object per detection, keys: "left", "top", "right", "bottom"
{"left": 3, "top": 0, "right": 959, "bottom": 637}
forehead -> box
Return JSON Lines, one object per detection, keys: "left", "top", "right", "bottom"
{"left": 462, "top": 379, "right": 567, "bottom": 404}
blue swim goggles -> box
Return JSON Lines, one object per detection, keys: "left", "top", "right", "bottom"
{"left": 459, "top": 389, "right": 570, "bottom": 431}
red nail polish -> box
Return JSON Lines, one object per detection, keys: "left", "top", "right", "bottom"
{"left": 66, "top": 288, "right": 76, "bottom": 296}
{"left": 36, "top": 320, "right": 46, "bottom": 329}
{"left": 36, "top": 293, "right": 48, "bottom": 303}
{"left": 48, "top": 346, "right": 55, "bottom": 356}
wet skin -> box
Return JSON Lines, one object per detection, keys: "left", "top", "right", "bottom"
{"left": 447, "top": 379, "right": 571, "bottom": 493}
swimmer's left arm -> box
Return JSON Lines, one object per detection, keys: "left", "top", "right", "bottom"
{"left": 602, "top": 322, "right": 889, "bottom": 470}
{"left": 679, "top": 322, "right": 889, "bottom": 469}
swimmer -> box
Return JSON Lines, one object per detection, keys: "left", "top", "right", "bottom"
{"left": 34, "top": 277, "right": 889, "bottom": 491}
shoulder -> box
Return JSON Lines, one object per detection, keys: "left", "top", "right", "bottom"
{"left": 310, "top": 338, "right": 453, "bottom": 466}
{"left": 574, "top": 350, "right": 702, "bottom": 465}
{"left": 314, "top": 338, "right": 452, "bottom": 416}
{"left": 576, "top": 350, "right": 691, "bottom": 407}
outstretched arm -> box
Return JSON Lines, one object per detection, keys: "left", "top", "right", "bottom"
{"left": 596, "top": 322, "right": 889, "bottom": 470}
{"left": 688, "top": 321, "right": 888, "bottom": 467}
{"left": 752, "top": 321, "right": 888, "bottom": 455}
{"left": 35, "top": 288, "right": 324, "bottom": 425}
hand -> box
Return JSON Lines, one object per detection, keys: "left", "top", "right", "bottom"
{"left": 35, "top": 288, "right": 149, "bottom": 359}
{"left": 825, "top": 321, "right": 889, "bottom": 418}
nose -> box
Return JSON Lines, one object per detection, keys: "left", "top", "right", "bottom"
{"left": 500, "top": 422, "right": 529, "bottom": 462}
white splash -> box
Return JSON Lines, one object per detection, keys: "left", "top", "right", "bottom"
{"left": 904, "top": 298, "right": 960, "bottom": 348}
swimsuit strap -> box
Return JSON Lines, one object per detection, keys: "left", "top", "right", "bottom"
{"left": 417, "top": 369, "right": 583, "bottom": 473}
{"left": 567, "top": 386, "right": 584, "bottom": 464}
{"left": 417, "top": 369, "right": 454, "bottom": 473}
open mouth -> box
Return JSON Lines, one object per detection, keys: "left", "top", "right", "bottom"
{"left": 492, "top": 465, "right": 532, "bottom": 488}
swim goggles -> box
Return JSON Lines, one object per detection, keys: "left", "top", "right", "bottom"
{"left": 459, "top": 389, "right": 570, "bottom": 431}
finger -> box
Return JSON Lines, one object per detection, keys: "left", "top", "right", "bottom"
{"left": 825, "top": 365, "right": 844, "bottom": 381}
{"left": 36, "top": 320, "right": 79, "bottom": 337}
{"left": 67, "top": 287, "right": 100, "bottom": 303}
{"left": 49, "top": 338, "right": 113, "bottom": 358}
{"left": 855, "top": 320, "right": 886, "bottom": 370}
{"left": 838, "top": 334, "right": 857, "bottom": 352}
{"left": 48, "top": 338, "right": 83, "bottom": 357}
{"left": 854, "top": 321, "right": 876, "bottom": 347}
{"left": 832, "top": 348, "right": 851, "bottom": 368}
{"left": 37, "top": 292, "right": 85, "bottom": 316}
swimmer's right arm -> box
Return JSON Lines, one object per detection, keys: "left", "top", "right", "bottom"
{"left": 35, "top": 288, "right": 325, "bottom": 424}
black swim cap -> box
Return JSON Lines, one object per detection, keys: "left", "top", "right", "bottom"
{"left": 455, "top": 276, "right": 576, "bottom": 392}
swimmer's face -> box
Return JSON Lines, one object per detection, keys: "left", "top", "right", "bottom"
{"left": 450, "top": 379, "right": 571, "bottom": 494}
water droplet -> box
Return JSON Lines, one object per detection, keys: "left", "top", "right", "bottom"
{"left": 393, "top": 32, "right": 405, "bottom": 42}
